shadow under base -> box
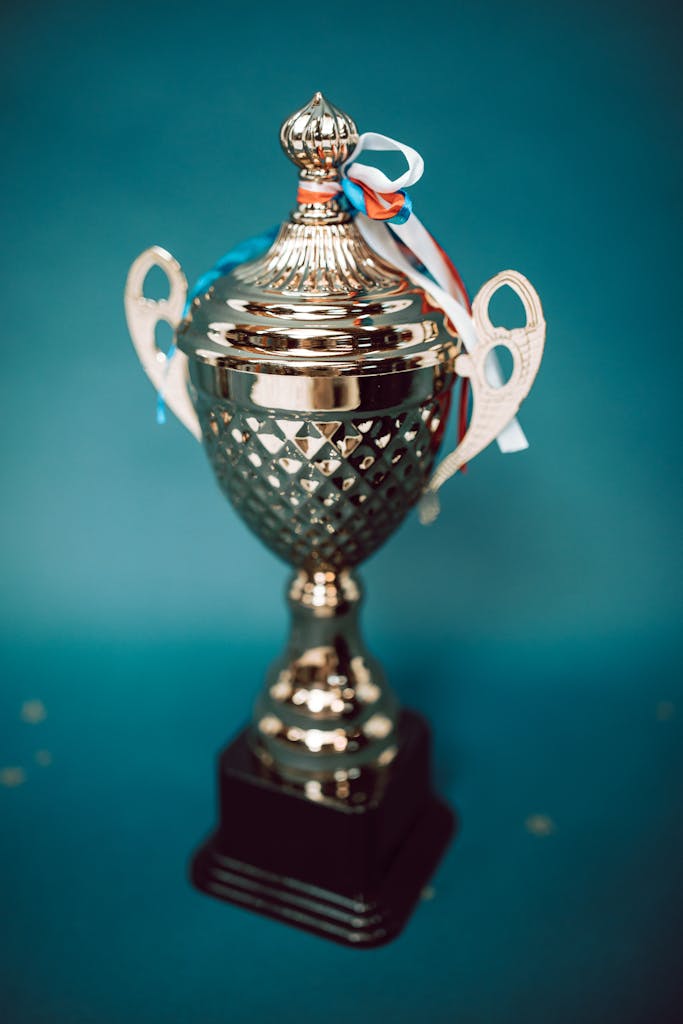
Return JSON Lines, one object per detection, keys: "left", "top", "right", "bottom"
{"left": 190, "top": 710, "right": 455, "bottom": 948}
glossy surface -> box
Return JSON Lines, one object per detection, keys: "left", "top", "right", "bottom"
{"left": 196, "top": 388, "right": 451, "bottom": 570}
{"left": 170, "top": 97, "right": 460, "bottom": 775}
{"left": 280, "top": 91, "right": 358, "bottom": 179}
{"left": 177, "top": 220, "right": 456, "bottom": 370}
{"left": 253, "top": 570, "right": 400, "bottom": 777}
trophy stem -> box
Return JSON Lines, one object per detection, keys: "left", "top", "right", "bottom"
{"left": 251, "top": 568, "right": 400, "bottom": 786}
{"left": 191, "top": 573, "right": 455, "bottom": 947}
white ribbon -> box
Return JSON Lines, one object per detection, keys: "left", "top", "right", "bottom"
{"left": 343, "top": 133, "right": 528, "bottom": 454}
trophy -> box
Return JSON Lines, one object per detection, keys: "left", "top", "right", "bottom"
{"left": 125, "top": 93, "right": 546, "bottom": 947}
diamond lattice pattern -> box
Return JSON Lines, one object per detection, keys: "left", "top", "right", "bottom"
{"left": 197, "top": 395, "right": 448, "bottom": 569}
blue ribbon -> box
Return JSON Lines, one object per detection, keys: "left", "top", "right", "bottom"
{"left": 156, "top": 226, "right": 279, "bottom": 425}
{"left": 182, "top": 226, "right": 280, "bottom": 316}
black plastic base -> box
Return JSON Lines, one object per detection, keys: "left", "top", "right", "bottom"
{"left": 190, "top": 710, "right": 456, "bottom": 948}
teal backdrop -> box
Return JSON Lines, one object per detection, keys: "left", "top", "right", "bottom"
{"left": 1, "top": 0, "right": 681, "bottom": 1021}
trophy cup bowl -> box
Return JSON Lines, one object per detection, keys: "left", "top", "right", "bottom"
{"left": 124, "top": 92, "right": 546, "bottom": 946}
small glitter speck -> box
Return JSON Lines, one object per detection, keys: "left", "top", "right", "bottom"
{"left": 35, "top": 750, "right": 52, "bottom": 767}
{"left": 1, "top": 766, "right": 26, "bottom": 788}
{"left": 21, "top": 700, "right": 47, "bottom": 724}
{"left": 525, "top": 814, "right": 556, "bottom": 837}
{"left": 420, "top": 885, "right": 436, "bottom": 901}
{"left": 656, "top": 701, "right": 675, "bottom": 722}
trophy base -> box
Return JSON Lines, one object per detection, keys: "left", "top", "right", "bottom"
{"left": 190, "top": 710, "right": 455, "bottom": 948}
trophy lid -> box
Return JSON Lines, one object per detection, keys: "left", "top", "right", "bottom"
{"left": 177, "top": 93, "right": 456, "bottom": 377}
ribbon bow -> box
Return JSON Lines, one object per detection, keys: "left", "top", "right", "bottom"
{"left": 341, "top": 132, "right": 420, "bottom": 225}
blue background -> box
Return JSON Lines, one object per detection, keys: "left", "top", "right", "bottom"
{"left": 1, "top": 1, "right": 681, "bottom": 1021}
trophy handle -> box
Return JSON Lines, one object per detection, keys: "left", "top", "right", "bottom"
{"left": 420, "top": 270, "right": 546, "bottom": 524}
{"left": 124, "top": 246, "right": 202, "bottom": 440}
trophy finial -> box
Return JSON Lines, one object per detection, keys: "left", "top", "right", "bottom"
{"left": 280, "top": 92, "right": 358, "bottom": 179}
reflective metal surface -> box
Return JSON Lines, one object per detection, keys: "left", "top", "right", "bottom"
{"left": 254, "top": 569, "right": 398, "bottom": 779}
{"left": 176, "top": 98, "right": 461, "bottom": 778}
{"left": 280, "top": 91, "right": 358, "bottom": 179}
{"left": 126, "top": 94, "right": 461, "bottom": 781}
{"left": 178, "top": 220, "right": 457, "bottom": 373}
{"left": 125, "top": 92, "right": 545, "bottom": 785}
{"left": 194, "top": 383, "right": 452, "bottom": 570}
{"left": 279, "top": 90, "right": 357, "bottom": 224}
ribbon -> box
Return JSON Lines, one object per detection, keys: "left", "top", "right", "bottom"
{"left": 300, "top": 133, "right": 528, "bottom": 455}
